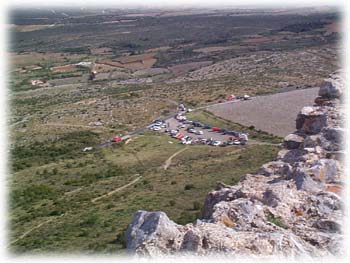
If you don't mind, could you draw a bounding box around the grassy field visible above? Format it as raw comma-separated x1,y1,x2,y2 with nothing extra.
9,131,279,253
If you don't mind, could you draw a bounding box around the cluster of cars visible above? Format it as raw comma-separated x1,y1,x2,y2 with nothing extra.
187,127,204,135
217,94,251,103
148,119,167,131
148,109,249,147
175,113,187,121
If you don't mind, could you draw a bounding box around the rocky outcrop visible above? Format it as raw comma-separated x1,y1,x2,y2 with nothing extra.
125,72,344,257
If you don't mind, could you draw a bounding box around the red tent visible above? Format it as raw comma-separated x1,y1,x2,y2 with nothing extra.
212,127,221,132
113,136,122,143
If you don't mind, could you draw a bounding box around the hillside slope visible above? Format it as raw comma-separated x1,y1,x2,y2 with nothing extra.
125,72,344,257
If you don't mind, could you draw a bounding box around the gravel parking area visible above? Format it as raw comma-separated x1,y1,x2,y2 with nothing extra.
165,117,232,142
207,88,319,137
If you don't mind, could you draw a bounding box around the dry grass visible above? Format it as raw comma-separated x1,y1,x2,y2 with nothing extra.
145,46,172,53
51,64,78,73
90,47,113,55
98,54,157,70
13,24,62,32
10,52,86,68
168,61,213,77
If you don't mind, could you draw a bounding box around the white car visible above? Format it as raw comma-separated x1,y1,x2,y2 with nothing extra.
178,124,186,128
82,147,93,152
194,130,203,135
180,138,187,144
153,126,161,131
212,140,221,146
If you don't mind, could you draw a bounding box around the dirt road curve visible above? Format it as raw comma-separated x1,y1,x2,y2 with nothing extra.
207,88,319,137
91,176,142,203
163,147,189,170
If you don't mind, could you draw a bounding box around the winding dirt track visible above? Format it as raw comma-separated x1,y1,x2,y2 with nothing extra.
9,214,64,246
91,176,142,203
163,147,189,170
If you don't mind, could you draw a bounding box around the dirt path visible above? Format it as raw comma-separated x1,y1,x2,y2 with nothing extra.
64,187,83,196
9,214,64,246
163,147,189,170
91,176,142,203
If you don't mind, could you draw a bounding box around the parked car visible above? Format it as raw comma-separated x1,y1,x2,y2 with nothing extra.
194,130,204,135
153,119,164,123
188,128,195,133
184,139,192,145
113,136,122,143
170,130,179,137
211,140,221,146
184,120,193,124
203,125,212,129
193,121,204,127
226,140,234,145
239,133,249,141
83,147,93,152
227,130,238,136
178,124,186,128
228,136,238,141
153,126,161,131
212,127,221,132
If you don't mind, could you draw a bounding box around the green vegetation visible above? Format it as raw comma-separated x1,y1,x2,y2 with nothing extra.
266,211,288,229
11,130,100,171
10,131,279,253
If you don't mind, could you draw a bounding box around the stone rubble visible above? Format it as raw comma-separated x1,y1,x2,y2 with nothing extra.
125,72,344,257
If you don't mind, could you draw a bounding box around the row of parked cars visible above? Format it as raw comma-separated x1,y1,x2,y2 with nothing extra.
148,119,167,131
149,112,248,146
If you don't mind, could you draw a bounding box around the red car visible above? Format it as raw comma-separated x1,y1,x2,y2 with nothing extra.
212,127,221,132
113,136,122,143
228,136,238,141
